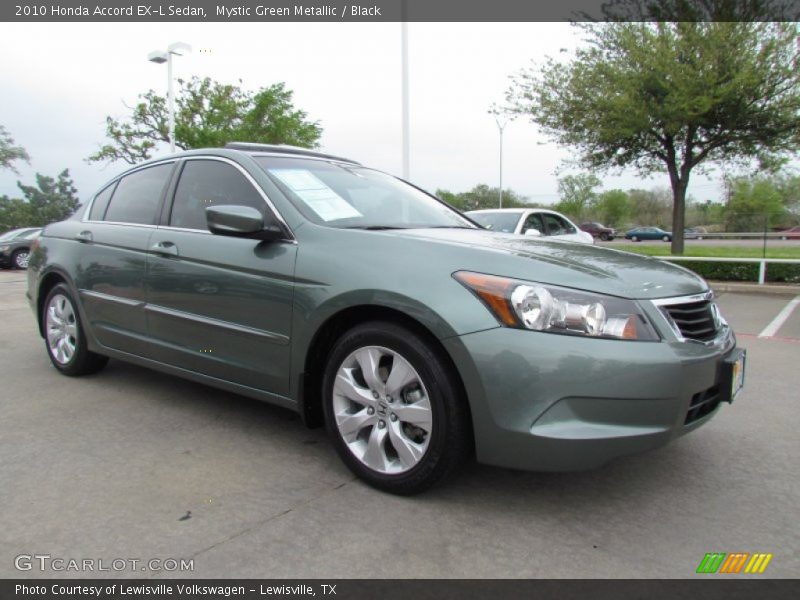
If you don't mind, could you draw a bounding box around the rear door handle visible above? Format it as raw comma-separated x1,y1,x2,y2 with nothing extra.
149,241,179,256
75,230,93,242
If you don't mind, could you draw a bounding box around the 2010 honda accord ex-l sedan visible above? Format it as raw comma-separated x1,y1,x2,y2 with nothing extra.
27,143,745,495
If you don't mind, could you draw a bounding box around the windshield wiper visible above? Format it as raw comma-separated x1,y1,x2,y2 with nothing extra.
424,225,477,229
344,225,408,230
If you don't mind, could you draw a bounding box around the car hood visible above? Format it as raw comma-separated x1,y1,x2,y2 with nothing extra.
389,228,707,299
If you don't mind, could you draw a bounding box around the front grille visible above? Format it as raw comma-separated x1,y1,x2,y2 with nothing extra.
662,299,718,342
686,385,721,424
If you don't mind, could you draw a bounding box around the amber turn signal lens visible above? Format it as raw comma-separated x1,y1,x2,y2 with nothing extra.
453,271,519,327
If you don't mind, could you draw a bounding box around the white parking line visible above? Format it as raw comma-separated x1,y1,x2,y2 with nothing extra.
759,295,800,338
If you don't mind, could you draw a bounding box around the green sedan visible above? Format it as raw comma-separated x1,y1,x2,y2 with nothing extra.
26,144,744,494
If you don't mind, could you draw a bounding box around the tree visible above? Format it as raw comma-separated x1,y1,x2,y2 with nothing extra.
88,77,323,164
0,197,33,231
686,199,726,229
0,126,30,173
724,175,796,231
436,184,530,211
507,20,800,253
626,188,673,228
590,189,630,227
0,170,81,230
555,173,600,220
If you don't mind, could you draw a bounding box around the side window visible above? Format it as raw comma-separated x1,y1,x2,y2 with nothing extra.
541,214,562,236
103,163,173,225
88,183,116,221
522,213,544,234
169,160,266,231
555,215,576,234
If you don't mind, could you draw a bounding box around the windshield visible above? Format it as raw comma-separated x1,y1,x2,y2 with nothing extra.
467,211,522,233
0,228,32,242
256,157,474,229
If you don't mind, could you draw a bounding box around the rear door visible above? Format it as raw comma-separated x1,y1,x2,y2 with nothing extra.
76,161,175,356
145,157,297,397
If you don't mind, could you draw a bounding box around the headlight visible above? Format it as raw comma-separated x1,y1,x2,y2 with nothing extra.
0,245,10,253
454,271,660,341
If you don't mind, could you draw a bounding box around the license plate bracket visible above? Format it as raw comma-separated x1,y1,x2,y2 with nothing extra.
719,349,746,404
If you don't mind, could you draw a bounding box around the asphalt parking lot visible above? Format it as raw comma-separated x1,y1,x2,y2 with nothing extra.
1,270,798,579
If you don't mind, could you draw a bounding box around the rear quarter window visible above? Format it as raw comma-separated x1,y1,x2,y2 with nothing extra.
103,163,173,225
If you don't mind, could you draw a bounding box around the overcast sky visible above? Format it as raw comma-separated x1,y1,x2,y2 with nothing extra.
0,22,770,206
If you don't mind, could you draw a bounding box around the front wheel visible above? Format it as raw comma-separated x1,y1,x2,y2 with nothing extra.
322,321,471,495
599,233,609,241
631,235,639,242
43,284,108,376
662,235,670,242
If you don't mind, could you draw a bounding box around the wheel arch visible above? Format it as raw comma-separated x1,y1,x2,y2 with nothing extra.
35,268,74,337
298,304,473,437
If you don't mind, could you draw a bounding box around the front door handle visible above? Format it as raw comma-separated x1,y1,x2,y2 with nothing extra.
75,230,93,242
149,241,179,256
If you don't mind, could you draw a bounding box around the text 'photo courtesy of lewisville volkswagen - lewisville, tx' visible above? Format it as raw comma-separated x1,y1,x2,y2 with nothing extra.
0,1,798,598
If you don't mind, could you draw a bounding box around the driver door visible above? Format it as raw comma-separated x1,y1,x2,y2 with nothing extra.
145,157,297,397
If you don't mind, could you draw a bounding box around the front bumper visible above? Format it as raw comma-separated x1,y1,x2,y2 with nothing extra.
443,324,737,471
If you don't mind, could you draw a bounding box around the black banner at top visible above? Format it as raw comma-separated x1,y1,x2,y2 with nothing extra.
3,0,800,22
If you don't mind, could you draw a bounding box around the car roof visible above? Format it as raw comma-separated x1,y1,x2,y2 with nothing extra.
121,143,362,173
223,142,361,165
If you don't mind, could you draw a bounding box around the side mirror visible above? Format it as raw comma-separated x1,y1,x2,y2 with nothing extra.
524,228,542,237
206,205,284,241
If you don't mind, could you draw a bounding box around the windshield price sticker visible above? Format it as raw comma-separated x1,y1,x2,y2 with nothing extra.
270,169,362,221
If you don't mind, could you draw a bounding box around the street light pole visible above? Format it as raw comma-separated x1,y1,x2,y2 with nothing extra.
147,42,191,154
495,117,508,208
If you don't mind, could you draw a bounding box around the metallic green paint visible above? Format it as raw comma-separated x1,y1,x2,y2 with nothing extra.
27,148,737,472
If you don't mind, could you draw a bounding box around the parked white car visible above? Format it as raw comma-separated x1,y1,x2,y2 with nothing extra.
466,208,595,245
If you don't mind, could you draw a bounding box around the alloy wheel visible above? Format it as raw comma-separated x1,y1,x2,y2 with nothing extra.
14,251,29,269
332,345,433,475
46,294,78,365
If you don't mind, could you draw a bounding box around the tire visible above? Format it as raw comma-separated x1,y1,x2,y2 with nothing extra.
599,233,609,241
42,284,108,376
662,235,670,242
11,248,30,270
631,236,639,242
781,236,787,241
322,321,470,495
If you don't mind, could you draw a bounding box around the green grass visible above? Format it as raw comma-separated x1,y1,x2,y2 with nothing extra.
618,245,800,259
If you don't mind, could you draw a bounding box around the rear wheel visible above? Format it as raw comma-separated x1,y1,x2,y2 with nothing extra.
43,284,108,376
322,321,470,495
11,249,29,269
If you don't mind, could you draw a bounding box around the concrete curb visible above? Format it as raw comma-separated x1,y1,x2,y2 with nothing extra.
710,281,800,295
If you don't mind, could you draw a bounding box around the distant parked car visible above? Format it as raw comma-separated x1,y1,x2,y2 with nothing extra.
779,226,800,240
580,222,615,241
684,227,707,240
624,227,672,242
0,227,42,269
466,208,594,244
